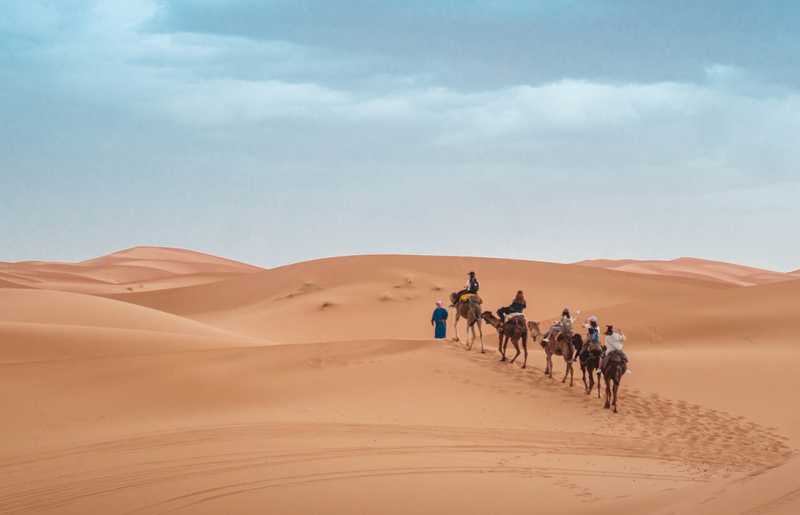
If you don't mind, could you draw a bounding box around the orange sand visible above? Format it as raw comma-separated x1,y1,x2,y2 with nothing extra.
1,247,798,514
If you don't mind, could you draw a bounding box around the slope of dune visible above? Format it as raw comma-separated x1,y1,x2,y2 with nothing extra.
590,276,800,345
108,254,732,343
0,289,238,338
576,257,789,286
0,246,263,294
0,322,264,364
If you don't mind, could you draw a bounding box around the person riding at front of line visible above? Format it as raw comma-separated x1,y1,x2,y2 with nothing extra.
543,308,575,343
600,325,629,370
452,271,480,306
497,290,526,322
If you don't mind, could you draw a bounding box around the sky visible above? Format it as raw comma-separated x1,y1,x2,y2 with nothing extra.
2,1,799,271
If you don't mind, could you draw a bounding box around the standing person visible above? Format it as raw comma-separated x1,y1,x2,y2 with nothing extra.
431,300,449,339
497,290,527,322
452,271,480,306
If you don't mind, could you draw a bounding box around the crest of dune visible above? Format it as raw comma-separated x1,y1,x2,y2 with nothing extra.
576,256,792,286
0,246,263,294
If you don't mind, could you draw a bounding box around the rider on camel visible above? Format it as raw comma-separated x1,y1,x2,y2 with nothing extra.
585,316,601,345
543,308,575,343
452,271,480,306
600,325,629,370
497,290,526,322
580,315,602,358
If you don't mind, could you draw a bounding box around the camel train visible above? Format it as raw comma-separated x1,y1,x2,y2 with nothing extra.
449,285,628,413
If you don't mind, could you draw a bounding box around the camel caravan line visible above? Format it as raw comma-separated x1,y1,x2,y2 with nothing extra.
449,289,627,413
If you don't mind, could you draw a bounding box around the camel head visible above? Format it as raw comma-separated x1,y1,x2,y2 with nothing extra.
449,291,459,305
480,311,502,327
527,320,542,339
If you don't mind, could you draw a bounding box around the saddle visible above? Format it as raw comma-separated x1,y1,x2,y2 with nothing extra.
580,344,602,365
505,315,526,329
586,342,602,354
458,293,482,304
607,350,626,363
602,350,628,375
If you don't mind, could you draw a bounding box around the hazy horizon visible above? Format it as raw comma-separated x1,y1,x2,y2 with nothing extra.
3,1,799,270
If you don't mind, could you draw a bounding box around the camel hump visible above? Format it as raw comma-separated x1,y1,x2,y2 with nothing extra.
459,293,482,305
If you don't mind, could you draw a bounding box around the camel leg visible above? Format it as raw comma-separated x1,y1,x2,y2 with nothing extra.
613,371,621,413
509,337,520,364
521,332,528,369
562,359,574,386
452,313,461,342
597,370,602,398
581,365,588,393
569,361,574,387
498,331,505,360
466,322,473,351
604,374,611,409
478,321,484,354
545,353,553,377
567,359,575,386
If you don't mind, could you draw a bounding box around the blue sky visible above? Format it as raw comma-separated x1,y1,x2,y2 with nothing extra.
2,1,799,270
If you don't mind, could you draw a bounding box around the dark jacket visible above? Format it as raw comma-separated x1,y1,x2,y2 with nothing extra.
467,277,480,293
508,300,526,313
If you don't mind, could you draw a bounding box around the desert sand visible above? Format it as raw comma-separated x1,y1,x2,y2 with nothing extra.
1,247,798,514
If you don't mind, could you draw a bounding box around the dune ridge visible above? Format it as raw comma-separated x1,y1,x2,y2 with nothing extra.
0,246,263,294
576,257,791,286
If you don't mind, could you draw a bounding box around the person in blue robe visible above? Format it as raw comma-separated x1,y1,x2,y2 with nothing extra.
431,300,448,339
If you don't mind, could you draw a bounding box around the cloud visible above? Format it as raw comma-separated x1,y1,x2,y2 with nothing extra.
163,78,350,126
2,0,799,269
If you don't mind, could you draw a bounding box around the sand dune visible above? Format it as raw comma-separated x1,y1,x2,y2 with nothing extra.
591,276,800,345
0,246,263,294
1,247,798,515
108,254,731,343
0,322,263,364
576,257,790,286
0,289,237,337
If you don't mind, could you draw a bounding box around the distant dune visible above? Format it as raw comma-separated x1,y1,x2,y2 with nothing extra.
575,256,791,286
106,254,731,343
1,247,798,515
0,245,263,294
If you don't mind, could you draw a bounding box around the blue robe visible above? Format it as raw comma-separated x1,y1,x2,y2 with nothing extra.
431,307,448,339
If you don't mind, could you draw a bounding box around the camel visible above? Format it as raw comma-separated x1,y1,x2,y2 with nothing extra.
602,353,626,413
449,292,484,353
527,320,578,386
573,334,602,397
480,311,528,368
